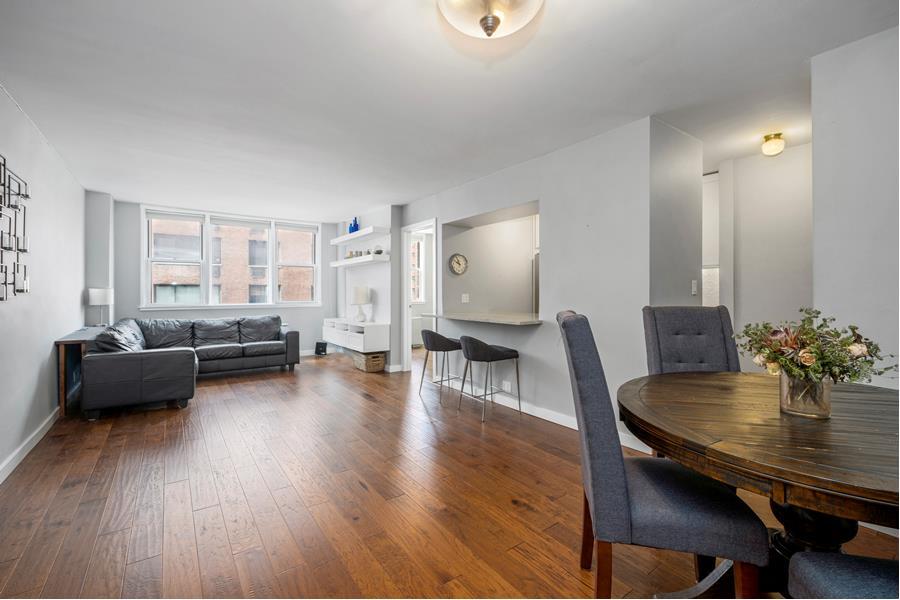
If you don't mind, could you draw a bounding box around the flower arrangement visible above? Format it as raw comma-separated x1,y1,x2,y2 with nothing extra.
737,308,895,383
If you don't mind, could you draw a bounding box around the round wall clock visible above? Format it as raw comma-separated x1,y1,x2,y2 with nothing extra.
448,253,468,275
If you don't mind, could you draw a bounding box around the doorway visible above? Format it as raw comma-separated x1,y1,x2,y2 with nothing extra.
401,219,437,372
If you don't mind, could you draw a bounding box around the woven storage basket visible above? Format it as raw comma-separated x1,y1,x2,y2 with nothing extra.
352,351,385,372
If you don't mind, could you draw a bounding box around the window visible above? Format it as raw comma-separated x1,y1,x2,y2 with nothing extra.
276,225,317,302
147,213,203,305
143,209,320,307
248,284,267,304
409,237,424,303
209,219,270,305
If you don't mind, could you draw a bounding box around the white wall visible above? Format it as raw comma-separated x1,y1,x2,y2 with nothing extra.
113,200,337,352
84,190,114,325
442,216,536,314
0,87,85,481
402,117,653,432
702,174,719,267
649,118,703,306
812,27,898,389
720,143,813,369
339,207,392,324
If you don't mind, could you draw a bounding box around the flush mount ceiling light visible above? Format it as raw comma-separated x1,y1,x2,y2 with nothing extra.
761,132,785,157
437,0,544,39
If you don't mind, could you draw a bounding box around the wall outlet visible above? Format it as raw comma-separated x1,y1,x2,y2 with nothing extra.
691,279,698,296
461,293,470,304
501,380,512,393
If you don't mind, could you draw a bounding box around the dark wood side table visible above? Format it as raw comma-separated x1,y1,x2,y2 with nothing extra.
54,326,106,417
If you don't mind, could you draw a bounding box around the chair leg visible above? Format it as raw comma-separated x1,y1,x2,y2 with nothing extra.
481,362,489,422
489,362,494,403
733,561,759,599
514,358,522,414
438,352,447,404
694,554,716,582
418,350,429,397
458,359,469,409
580,492,593,569
594,540,612,599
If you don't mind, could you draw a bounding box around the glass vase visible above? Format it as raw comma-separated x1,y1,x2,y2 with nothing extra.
779,373,832,418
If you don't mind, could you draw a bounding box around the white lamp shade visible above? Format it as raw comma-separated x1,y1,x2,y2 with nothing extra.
351,286,370,305
88,287,115,306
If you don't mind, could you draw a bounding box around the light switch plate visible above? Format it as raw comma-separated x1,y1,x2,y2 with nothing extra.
691,280,698,296
461,293,470,304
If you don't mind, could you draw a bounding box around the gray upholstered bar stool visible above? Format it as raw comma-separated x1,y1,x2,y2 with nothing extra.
457,335,521,422
419,329,462,404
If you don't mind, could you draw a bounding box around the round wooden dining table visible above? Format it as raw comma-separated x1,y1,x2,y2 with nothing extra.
617,372,898,595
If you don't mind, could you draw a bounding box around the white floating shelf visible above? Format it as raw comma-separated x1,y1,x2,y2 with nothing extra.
329,254,390,268
330,226,390,246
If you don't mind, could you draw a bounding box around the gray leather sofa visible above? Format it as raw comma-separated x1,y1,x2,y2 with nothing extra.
81,315,300,420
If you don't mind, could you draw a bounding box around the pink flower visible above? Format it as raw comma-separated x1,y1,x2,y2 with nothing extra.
848,343,868,357
798,348,816,366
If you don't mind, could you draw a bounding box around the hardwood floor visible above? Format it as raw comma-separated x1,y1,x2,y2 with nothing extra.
0,351,895,598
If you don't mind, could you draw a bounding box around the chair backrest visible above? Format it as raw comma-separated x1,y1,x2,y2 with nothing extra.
642,305,741,375
556,311,631,543
459,335,493,362
421,329,458,352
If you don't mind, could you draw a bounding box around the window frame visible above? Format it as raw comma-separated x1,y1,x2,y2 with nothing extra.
275,222,319,304
409,235,425,304
140,205,322,310
144,209,205,309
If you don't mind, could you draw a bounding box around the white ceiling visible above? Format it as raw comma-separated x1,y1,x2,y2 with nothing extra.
0,1,895,220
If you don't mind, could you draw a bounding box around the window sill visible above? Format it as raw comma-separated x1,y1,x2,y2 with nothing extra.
139,302,322,311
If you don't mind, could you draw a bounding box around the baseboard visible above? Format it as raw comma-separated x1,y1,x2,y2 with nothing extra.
436,375,657,454
299,348,316,357
385,364,403,373
0,410,59,484
439,376,568,425
861,523,898,537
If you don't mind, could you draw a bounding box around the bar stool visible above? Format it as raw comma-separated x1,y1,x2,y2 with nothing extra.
419,330,462,404
458,335,521,422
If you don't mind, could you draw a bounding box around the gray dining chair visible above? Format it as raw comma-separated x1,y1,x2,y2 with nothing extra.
789,552,898,599
641,304,743,578
557,310,769,598
642,305,741,374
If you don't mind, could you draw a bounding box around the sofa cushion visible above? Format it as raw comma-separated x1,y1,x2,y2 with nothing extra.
240,315,281,343
194,318,240,346
137,319,194,348
243,340,286,357
95,323,145,352
195,343,243,361
115,318,146,348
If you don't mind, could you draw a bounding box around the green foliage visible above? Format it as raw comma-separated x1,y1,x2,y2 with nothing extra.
736,308,897,383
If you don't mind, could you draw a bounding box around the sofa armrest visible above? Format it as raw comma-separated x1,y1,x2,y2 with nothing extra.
281,326,300,364
82,347,197,409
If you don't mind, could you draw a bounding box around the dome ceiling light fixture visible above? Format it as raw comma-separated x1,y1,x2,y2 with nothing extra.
437,0,545,39
761,132,785,157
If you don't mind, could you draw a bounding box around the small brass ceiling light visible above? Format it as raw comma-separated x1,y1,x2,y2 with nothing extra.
761,133,785,157
437,0,544,39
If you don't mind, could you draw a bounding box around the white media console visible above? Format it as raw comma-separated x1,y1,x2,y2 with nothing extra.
322,318,390,353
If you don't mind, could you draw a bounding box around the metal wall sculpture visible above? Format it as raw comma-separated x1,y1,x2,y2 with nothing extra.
0,152,30,301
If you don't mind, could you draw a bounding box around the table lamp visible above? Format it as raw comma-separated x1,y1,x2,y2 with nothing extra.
88,287,115,326
351,286,370,322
